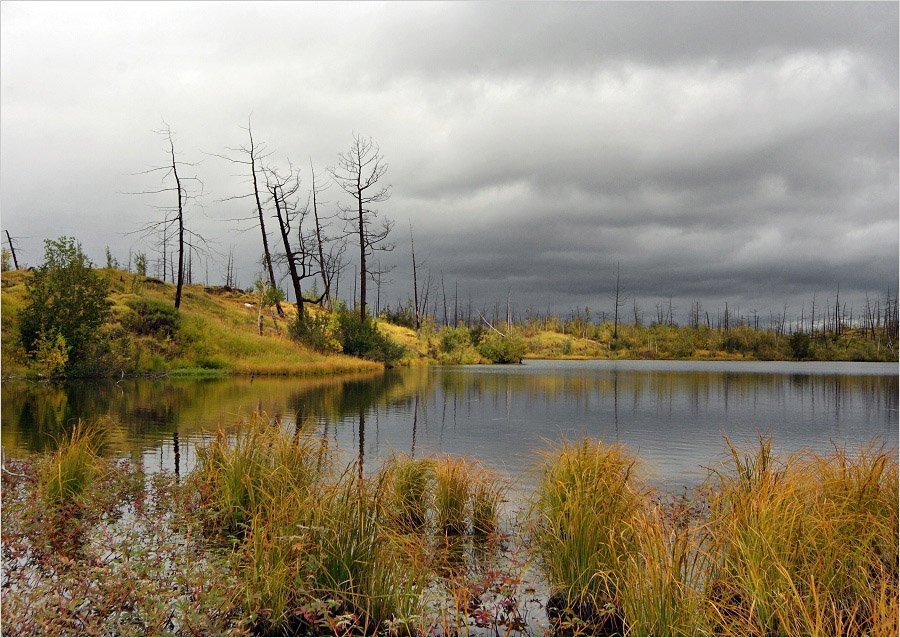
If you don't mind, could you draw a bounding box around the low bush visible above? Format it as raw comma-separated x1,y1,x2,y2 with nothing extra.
337,307,405,365
288,308,338,353
122,298,180,339
477,332,526,364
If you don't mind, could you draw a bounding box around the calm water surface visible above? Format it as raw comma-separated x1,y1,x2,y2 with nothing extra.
3,360,897,493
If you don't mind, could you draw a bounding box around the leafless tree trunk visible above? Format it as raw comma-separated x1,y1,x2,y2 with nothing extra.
225,247,236,288
125,122,204,309
310,162,333,305
612,262,624,339
441,272,448,327
265,162,323,316
212,119,283,316
4,230,19,270
410,224,420,329
330,134,393,321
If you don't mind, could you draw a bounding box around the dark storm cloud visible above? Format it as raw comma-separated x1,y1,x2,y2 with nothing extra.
0,2,896,320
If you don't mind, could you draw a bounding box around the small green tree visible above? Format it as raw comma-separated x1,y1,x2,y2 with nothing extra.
255,279,285,335
19,237,111,375
789,331,813,360
133,251,147,276
104,246,119,269
1,248,11,272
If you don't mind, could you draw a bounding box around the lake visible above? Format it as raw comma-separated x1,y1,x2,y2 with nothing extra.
2,360,897,494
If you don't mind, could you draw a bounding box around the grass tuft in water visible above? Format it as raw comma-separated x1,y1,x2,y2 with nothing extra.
38,418,110,504
705,436,899,636
434,456,474,535
192,413,322,537
530,438,644,634
380,454,435,531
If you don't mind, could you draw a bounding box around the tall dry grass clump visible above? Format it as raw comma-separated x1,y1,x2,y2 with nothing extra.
620,504,708,636
530,438,645,634
704,437,899,636
380,454,504,537
380,454,435,530
38,418,110,504
194,417,429,634
193,413,322,536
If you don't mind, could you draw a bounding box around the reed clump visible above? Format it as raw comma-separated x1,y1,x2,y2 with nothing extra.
530,438,644,635
704,437,899,636
620,505,708,636
379,454,505,537
194,418,430,635
192,413,322,537
381,454,435,530
38,418,110,504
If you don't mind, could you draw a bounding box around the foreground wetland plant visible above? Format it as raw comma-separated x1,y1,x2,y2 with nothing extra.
2,417,896,636
530,439,644,635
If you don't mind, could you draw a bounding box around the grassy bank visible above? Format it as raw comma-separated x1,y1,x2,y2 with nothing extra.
3,416,896,636
2,268,381,379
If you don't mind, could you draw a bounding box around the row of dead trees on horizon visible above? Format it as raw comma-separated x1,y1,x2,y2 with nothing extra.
4,219,898,354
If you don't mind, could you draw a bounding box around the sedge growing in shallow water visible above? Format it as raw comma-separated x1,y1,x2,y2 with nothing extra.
1,416,896,636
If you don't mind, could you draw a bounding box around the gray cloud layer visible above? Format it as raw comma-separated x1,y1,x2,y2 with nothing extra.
1,2,896,320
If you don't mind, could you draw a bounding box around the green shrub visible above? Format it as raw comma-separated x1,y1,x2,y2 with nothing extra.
789,331,812,360
477,332,526,364
288,308,338,352
336,306,405,365
439,325,471,353
32,330,69,378
19,237,111,375
436,325,482,364
123,298,180,339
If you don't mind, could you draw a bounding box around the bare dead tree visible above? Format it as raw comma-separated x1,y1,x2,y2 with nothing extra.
611,262,625,339
224,247,236,288
410,224,421,329
211,118,283,316
330,134,393,321
4,230,20,270
125,122,205,309
454,279,459,326
309,161,336,306
265,161,326,316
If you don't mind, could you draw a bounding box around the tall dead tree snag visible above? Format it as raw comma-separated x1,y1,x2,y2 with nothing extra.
611,261,624,340
330,134,393,321
214,119,283,316
264,161,336,317
126,122,204,309
265,163,306,315
4,230,20,270
410,224,421,329
310,162,335,306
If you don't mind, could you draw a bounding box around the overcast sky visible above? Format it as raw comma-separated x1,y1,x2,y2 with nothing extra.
1,1,897,322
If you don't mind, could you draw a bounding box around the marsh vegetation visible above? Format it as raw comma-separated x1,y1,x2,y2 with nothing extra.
2,415,896,636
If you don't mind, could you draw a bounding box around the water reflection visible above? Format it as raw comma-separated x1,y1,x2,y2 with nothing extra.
2,362,896,489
